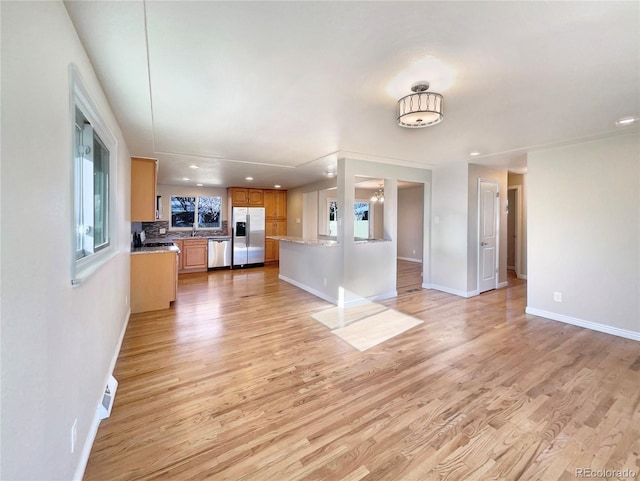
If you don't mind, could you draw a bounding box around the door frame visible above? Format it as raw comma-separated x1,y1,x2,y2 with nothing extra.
477,178,499,293
507,185,523,279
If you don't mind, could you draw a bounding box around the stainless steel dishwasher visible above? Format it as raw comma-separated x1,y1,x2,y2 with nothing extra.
208,238,232,269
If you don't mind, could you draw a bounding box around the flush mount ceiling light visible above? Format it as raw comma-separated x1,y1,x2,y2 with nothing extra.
615,116,638,126
370,184,385,203
245,176,253,181
189,164,200,169
397,81,443,128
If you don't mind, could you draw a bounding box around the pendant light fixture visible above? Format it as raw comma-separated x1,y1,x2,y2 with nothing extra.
397,81,443,128
370,184,384,203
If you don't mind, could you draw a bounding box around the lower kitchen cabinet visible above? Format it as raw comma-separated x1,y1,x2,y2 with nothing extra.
180,238,208,273
265,219,286,262
131,251,177,313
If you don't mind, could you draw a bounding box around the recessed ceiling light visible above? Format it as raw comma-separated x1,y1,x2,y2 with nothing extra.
196,183,203,187
326,171,335,177
189,164,200,169
182,177,190,181
245,176,253,181
470,152,481,156
274,184,281,189
615,116,638,126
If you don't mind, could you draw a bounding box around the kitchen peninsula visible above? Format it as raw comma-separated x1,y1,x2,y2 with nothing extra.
269,235,393,307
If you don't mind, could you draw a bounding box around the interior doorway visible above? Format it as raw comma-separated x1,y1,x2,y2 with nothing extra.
507,185,522,277
396,181,424,294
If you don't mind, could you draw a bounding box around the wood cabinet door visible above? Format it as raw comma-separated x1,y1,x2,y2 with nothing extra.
265,239,276,262
248,189,264,206
231,188,249,206
275,191,287,219
263,190,275,217
183,240,208,270
276,219,287,235
131,157,157,221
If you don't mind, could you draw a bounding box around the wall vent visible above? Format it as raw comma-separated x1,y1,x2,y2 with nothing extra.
97,375,118,420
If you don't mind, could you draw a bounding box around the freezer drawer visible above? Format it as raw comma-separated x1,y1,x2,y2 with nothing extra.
208,239,231,268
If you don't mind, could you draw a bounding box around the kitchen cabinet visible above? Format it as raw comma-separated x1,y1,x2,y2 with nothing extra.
264,189,287,219
131,251,177,313
228,187,263,207
131,157,158,221
180,238,208,273
264,189,287,262
265,219,287,262
173,239,184,271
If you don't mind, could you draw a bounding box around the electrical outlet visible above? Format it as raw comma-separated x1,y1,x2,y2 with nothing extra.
323,277,327,287
71,419,78,453
125,295,128,307
554,292,562,302
159,228,166,234
412,249,416,255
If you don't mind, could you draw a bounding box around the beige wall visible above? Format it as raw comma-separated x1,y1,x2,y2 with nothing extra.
1,2,132,479
397,185,424,261
527,134,639,338
430,162,469,294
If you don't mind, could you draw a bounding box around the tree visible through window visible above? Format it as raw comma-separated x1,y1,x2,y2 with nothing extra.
327,200,371,238
171,195,221,229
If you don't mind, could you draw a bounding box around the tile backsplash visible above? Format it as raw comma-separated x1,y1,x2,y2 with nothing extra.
135,220,229,239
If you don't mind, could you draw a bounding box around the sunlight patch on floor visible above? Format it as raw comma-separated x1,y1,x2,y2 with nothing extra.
312,302,423,351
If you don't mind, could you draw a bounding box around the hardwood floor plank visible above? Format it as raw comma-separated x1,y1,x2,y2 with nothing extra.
83,261,640,481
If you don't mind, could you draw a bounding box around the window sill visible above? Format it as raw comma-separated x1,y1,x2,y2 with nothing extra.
72,248,120,286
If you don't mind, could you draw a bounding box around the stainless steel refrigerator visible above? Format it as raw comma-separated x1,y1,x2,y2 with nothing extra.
232,207,265,267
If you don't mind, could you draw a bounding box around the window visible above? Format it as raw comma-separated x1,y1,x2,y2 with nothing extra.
170,195,221,229
353,202,370,238
327,200,371,238
71,65,118,285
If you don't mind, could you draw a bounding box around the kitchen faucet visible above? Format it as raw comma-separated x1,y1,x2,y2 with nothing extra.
192,225,197,237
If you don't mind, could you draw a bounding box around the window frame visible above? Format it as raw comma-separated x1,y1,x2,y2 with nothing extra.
169,195,222,230
326,198,373,239
70,64,118,286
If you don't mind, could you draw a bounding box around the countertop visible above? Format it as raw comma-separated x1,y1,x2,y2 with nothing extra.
267,236,338,246
131,245,181,255
131,234,232,255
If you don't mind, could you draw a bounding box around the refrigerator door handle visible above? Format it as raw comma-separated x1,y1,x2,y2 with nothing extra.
245,214,250,247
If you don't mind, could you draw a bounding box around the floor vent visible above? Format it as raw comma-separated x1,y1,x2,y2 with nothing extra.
97,375,118,420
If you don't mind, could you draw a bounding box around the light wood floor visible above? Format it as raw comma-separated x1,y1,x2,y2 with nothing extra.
84,261,640,480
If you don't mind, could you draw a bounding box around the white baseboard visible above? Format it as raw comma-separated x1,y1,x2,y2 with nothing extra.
525,307,640,342
518,274,528,280
498,281,509,289
397,257,422,263
74,308,131,481
279,274,338,305
423,283,479,298
507,265,516,270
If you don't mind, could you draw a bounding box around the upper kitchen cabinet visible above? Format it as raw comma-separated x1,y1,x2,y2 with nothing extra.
228,187,264,207
131,157,157,221
264,189,287,219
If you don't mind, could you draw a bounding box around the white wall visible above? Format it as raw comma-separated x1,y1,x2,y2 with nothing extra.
397,185,424,262
1,2,132,479
527,134,640,339
430,162,469,295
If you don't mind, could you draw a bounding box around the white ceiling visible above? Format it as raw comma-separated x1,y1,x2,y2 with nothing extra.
64,1,639,190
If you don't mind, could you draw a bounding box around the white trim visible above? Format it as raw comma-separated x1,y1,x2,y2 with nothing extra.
69,64,119,286
73,308,131,481
279,274,338,305
397,256,422,263
477,178,500,294
424,283,479,298
497,281,509,289
518,274,528,280
525,307,640,342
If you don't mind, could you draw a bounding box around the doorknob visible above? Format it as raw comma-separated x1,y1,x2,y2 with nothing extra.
480,241,488,246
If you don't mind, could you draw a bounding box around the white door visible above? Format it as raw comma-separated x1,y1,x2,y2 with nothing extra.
479,180,499,293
